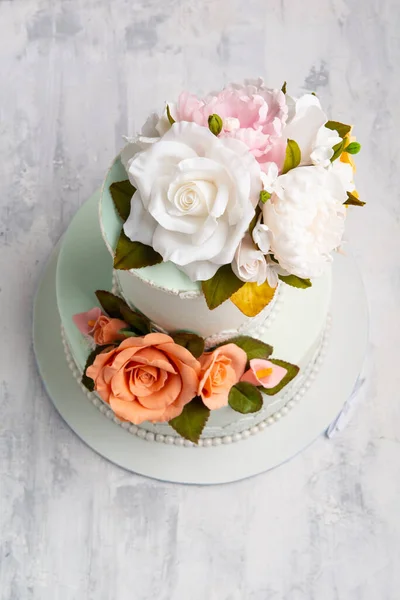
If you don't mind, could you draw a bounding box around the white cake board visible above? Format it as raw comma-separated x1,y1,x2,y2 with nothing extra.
33,198,369,485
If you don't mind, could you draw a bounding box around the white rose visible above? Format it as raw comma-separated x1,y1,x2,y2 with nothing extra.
124,121,261,281
283,94,341,166
120,106,178,172
232,234,267,285
263,164,352,279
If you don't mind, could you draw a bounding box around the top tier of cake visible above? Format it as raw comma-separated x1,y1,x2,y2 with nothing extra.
100,157,278,339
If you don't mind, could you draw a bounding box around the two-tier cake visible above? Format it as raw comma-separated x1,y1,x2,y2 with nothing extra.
58,78,364,446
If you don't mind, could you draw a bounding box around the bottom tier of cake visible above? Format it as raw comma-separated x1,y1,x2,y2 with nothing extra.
61,315,330,445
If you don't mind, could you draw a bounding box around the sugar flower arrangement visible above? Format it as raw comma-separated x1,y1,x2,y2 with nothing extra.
109,78,363,317
74,291,299,442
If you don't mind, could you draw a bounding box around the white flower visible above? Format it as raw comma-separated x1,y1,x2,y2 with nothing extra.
330,159,355,192
263,164,352,279
252,215,272,254
120,106,176,171
264,256,281,288
260,162,279,193
124,121,261,281
310,125,341,167
283,94,341,167
232,234,267,285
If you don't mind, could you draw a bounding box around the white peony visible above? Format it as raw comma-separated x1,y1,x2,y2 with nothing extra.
262,164,353,279
232,234,267,285
283,94,341,167
123,121,261,281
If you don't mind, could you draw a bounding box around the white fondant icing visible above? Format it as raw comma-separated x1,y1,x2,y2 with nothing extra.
115,268,279,338
112,271,283,348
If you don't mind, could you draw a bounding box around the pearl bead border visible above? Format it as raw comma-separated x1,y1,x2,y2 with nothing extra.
60,314,331,448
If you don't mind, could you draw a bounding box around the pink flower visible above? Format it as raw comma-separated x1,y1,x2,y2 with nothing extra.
240,359,287,389
176,79,288,172
73,308,128,345
198,344,247,410
73,307,102,336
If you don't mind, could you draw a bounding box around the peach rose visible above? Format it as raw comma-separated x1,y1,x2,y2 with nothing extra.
86,333,201,424
198,344,247,410
92,316,127,345
73,307,127,345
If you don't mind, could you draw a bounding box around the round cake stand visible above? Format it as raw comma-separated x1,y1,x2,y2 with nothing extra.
33,193,369,485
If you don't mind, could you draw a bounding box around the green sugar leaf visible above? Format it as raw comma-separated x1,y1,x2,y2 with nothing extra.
95,290,151,335
282,139,301,174
331,140,345,162
219,335,273,361
109,180,136,223
278,274,312,289
228,382,263,414
248,205,261,236
166,104,175,125
344,141,361,155
260,190,271,204
344,192,365,207
118,328,138,338
281,81,287,94
325,120,351,138
202,264,244,310
95,290,124,319
170,331,205,359
81,345,110,391
114,230,163,270
169,397,210,444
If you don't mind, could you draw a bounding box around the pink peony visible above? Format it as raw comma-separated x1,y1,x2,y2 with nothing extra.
176,79,288,172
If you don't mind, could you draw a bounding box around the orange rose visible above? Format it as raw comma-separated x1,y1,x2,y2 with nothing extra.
92,316,127,345
73,307,127,345
86,333,201,424
198,344,247,410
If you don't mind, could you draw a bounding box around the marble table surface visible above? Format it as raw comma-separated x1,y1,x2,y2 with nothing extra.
1,0,400,598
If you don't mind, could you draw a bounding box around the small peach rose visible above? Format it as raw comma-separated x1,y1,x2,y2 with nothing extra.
73,307,127,345
241,358,287,389
86,333,201,424
198,344,247,410
92,316,128,345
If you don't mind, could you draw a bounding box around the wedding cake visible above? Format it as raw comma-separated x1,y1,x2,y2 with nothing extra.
60,79,363,446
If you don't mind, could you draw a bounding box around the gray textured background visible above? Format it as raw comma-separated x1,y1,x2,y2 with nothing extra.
1,1,400,598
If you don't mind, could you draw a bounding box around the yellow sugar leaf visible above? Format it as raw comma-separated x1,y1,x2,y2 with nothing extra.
230,281,277,317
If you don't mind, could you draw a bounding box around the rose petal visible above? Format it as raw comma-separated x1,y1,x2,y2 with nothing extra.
138,373,182,409
110,395,166,424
